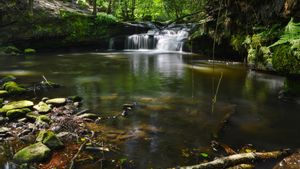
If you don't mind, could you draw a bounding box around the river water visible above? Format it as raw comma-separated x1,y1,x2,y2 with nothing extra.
0,51,299,168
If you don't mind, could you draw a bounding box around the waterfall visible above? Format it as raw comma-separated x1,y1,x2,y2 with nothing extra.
124,25,191,52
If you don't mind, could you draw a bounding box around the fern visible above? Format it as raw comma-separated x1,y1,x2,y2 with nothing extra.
269,18,300,48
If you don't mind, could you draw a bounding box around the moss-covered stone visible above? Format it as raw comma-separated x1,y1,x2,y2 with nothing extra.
45,98,66,105
36,115,52,124
1,100,34,112
0,90,8,97
0,75,16,85
26,112,40,120
13,142,51,164
6,108,31,119
2,81,26,95
24,48,36,54
36,130,64,150
33,101,51,113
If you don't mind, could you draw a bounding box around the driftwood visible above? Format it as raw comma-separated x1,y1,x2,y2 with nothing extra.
171,149,291,169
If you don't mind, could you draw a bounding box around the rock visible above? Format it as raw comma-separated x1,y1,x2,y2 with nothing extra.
2,81,26,95
0,98,3,106
0,127,9,134
13,142,51,163
1,100,34,112
0,90,8,97
0,75,16,84
273,152,300,169
24,48,36,54
78,113,99,120
46,98,66,105
36,130,64,150
6,108,31,119
33,102,51,113
36,115,52,125
26,112,40,120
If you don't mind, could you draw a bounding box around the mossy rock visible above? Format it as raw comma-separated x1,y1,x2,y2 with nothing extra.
2,81,26,95
13,142,51,164
36,130,64,150
26,112,40,120
0,75,16,85
24,48,36,54
1,100,34,112
78,113,99,120
6,108,31,119
36,115,52,124
33,102,51,113
0,98,3,106
0,90,8,97
45,98,66,105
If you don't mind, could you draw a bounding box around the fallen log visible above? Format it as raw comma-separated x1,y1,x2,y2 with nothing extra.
171,149,291,169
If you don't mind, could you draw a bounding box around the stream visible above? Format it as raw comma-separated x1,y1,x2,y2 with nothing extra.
0,50,300,168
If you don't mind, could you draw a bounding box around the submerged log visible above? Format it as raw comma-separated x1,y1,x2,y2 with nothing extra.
171,149,291,169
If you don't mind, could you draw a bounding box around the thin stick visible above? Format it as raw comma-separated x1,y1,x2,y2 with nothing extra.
69,140,87,169
211,72,223,113
42,75,50,85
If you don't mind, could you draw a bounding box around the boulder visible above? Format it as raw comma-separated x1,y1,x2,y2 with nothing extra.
6,108,31,119
33,102,51,113
1,100,34,112
45,98,66,105
13,142,51,163
36,130,64,150
0,127,9,134
2,81,26,95
36,115,52,125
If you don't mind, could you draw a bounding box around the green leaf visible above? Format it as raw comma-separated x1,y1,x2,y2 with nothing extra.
200,153,209,158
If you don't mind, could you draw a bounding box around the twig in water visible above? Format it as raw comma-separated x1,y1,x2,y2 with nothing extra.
211,72,223,114
42,75,50,86
69,140,87,169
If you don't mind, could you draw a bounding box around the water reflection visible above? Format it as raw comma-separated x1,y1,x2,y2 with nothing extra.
129,53,184,78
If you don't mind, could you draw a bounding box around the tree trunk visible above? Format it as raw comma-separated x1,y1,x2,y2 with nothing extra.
92,0,97,16
28,0,33,15
131,0,135,20
107,0,113,14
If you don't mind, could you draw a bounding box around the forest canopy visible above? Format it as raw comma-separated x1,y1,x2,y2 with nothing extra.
76,0,207,21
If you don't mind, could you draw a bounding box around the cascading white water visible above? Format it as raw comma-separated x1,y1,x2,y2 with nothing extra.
124,26,190,52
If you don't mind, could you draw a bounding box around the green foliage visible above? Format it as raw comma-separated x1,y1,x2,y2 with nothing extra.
270,18,300,47
0,46,21,56
272,44,300,74
95,12,118,24
230,34,246,52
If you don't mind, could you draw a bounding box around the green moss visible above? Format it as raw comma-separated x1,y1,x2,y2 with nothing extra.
36,115,52,124
13,142,51,164
0,46,21,56
1,100,34,112
2,81,26,95
36,130,64,150
6,108,31,119
272,44,300,74
24,48,36,54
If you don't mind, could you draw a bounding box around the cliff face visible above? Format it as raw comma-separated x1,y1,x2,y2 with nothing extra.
0,0,148,51
191,0,300,75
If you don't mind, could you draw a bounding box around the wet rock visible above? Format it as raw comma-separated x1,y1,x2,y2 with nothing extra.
0,127,9,134
26,112,40,120
6,108,31,119
36,115,52,126
33,101,51,113
17,129,31,137
36,130,64,150
1,100,34,112
0,75,16,84
0,98,3,105
46,98,66,105
2,81,26,95
13,142,51,163
273,152,300,169
0,90,8,97
78,113,99,120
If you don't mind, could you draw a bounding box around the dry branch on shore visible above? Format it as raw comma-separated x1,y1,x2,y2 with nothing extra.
171,149,291,169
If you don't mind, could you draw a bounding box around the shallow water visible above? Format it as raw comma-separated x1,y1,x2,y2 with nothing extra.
0,51,299,168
